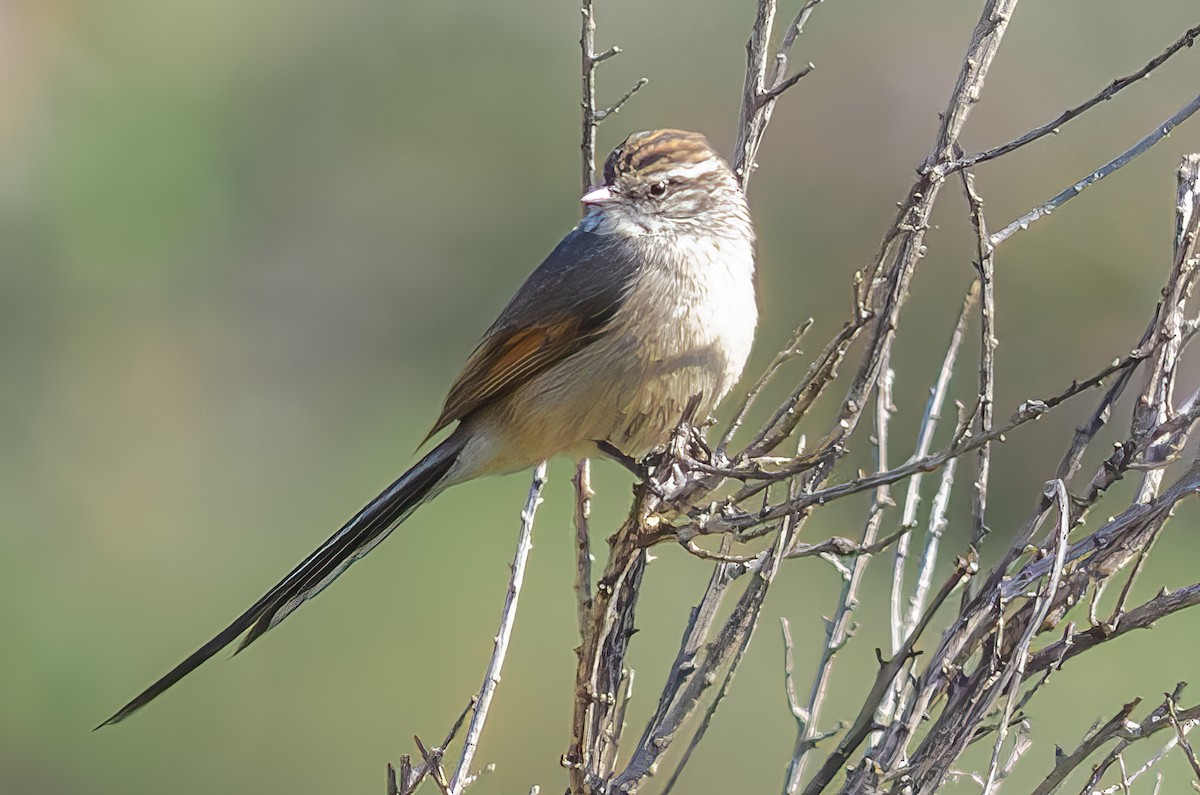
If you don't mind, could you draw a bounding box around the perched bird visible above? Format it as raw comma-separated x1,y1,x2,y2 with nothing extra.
101,129,758,726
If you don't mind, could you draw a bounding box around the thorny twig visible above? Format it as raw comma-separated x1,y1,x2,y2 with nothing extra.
717,318,813,455
836,151,1200,793
1167,696,1200,786
802,557,978,795
708,346,1144,534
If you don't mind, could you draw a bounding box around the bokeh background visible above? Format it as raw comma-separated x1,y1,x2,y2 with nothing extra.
4,1,1200,792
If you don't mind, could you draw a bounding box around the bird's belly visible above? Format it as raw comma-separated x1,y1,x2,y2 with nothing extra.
605,361,723,455
463,333,721,475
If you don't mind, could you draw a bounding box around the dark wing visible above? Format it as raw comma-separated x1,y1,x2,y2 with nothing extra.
424,227,641,440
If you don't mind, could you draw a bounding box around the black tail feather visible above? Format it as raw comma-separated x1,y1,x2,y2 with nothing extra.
98,436,461,728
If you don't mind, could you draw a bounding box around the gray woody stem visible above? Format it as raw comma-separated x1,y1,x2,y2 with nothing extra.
990,92,1200,247
448,463,546,794
733,0,818,189
580,0,645,193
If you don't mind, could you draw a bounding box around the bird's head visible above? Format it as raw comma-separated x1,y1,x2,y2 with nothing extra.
582,129,750,238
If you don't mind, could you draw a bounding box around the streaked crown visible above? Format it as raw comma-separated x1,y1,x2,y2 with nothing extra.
603,129,726,185
593,129,748,234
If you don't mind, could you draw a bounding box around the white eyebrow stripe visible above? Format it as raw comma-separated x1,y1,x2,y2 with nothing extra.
658,160,723,180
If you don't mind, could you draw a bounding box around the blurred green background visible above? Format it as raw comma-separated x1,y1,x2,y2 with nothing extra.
5,1,1200,792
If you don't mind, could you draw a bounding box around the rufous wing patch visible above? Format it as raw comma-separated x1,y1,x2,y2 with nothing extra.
424,315,587,441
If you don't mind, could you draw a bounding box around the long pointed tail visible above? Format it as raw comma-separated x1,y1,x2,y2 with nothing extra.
98,434,464,728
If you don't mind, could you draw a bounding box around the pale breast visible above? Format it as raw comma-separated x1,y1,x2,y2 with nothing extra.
604,232,757,451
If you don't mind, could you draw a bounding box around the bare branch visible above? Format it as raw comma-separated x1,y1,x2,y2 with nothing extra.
802,557,977,795
781,617,805,724
573,458,593,639
1168,696,1200,786
1030,699,1143,795
961,167,996,549
579,0,600,192
890,283,978,651
1070,687,1200,794
785,363,895,791
761,62,815,104
718,318,813,455
392,698,476,795
718,346,1142,533
415,734,453,795
906,456,956,635
990,93,1200,247
1026,583,1200,677
580,0,643,191
594,78,648,122
566,509,648,791
945,23,1200,173
614,515,797,791
733,0,826,188
449,463,546,793
982,480,1070,795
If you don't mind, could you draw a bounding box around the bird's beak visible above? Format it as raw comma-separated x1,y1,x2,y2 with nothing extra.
580,185,614,205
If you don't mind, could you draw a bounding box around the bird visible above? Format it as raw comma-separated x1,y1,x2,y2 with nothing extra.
100,128,758,726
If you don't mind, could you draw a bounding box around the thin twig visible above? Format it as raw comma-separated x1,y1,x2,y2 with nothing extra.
580,0,600,192
906,457,956,633
982,480,1071,795
890,283,978,651
1131,154,1200,503
786,363,894,791
1167,696,1200,784
781,617,804,724
718,345,1142,533
1031,700,1142,795
449,463,546,793
802,557,977,795
662,530,794,793
999,721,1034,788
717,319,814,455
990,93,1200,247
393,698,477,795
1070,687,1200,794
573,458,593,638
1026,583,1200,677
616,514,795,791
595,78,648,122
1003,458,1200,601
943,23,1200,174
960,167,996,551
732,0,824,188
579,0,642,192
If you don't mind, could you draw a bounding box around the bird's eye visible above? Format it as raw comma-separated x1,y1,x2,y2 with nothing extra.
648,181,668,198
